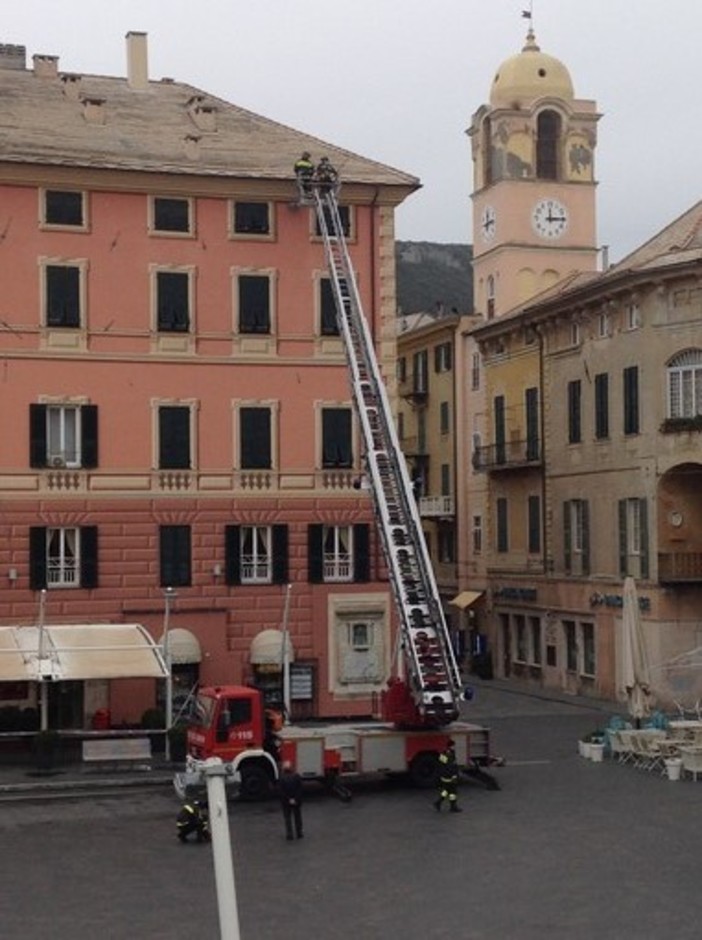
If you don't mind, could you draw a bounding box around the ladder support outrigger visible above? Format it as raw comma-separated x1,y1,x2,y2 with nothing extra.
310,181,464,727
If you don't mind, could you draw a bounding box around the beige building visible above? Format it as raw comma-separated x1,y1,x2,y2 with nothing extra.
471,203,702,705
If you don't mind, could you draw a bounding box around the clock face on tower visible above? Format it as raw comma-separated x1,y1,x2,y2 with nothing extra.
480,205,496,242
532,198,568,239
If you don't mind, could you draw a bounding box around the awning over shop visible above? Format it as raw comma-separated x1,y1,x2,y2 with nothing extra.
449,590,484,610
0,624,168,681
250,628,295,666
159,628,202,665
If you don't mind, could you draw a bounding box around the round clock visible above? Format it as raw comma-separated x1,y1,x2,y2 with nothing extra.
480,205,496,242
532,198,568,239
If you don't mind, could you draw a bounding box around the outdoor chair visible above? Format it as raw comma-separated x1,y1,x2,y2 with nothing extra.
680,746,702,781
615,729,637,765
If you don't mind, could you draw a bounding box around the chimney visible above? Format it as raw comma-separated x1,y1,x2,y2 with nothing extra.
187,95,217,132
33,54,58,79
82,97,106,125
0,44,26,70
126,30,148,89
61,73,82,100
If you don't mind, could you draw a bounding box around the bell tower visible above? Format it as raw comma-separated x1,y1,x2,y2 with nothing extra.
469,28,600,318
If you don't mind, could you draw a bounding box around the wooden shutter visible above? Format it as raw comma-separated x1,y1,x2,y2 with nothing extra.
81,405,98,468
308,525,324,583
272,525,289,584
563,501,571,574
80,526,98,588
29,404,47,468
353,524,370,583
639,499,649,580
225,525,241,585
29,527,47,590
618,499,628,577
159,406,190,469
581,501,590,576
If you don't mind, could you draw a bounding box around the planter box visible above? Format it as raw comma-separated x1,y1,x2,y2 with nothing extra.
589,743,605,763
665,757,682,781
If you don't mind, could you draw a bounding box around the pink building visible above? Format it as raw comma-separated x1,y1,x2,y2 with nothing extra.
0,35,417,729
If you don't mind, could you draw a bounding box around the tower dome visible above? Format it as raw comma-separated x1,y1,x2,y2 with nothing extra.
490,29,574,109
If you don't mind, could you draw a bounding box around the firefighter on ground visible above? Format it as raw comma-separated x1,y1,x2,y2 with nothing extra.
434,739,463,813
294,151,315,196
177,799,211,842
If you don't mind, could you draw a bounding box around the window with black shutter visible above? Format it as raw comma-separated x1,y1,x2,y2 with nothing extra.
239,275,271,334
160,525,192,587
225,525,241,585
494,395,505,463
594,373,609,439
528,495,541,554
159,406,191,469
45,190,84,226
307,525,324,583
153,197,191,233
322,408,352,468
623,366,640,435
525,387,540,460
353,524,370,582
496,498,508,553
272,525,289,584
233,202,270,235
29,403,98,469
240,407,271,469
567,380,582,443
320,278,339,335
46,265,81,328
157,272,190,332
315,205,351,237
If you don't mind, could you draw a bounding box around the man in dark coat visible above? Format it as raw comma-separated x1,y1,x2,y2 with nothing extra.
279,761,304,840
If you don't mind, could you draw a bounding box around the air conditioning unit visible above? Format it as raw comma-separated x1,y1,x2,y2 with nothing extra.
50,456,66,468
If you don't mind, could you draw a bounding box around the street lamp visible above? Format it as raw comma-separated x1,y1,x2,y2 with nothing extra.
163,586,177,762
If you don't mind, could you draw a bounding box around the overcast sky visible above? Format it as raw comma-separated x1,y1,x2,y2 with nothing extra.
3,1,700,262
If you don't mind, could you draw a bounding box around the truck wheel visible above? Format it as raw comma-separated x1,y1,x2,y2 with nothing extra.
240,764,272,801
410,752,440,789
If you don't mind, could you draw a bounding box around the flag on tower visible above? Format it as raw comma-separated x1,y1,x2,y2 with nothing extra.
522,9,532,18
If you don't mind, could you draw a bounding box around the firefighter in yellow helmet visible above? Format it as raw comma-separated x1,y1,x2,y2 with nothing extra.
433,739,462,813
293,151,315,196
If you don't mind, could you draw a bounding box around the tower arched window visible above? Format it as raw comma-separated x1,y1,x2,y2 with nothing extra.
667,349,702,418
536,110,561,180
486,275,496,320
482,116,493,186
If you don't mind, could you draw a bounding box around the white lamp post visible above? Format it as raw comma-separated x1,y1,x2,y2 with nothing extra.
163,586,177,761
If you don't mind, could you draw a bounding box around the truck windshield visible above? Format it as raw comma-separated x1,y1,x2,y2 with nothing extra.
192,694,216,729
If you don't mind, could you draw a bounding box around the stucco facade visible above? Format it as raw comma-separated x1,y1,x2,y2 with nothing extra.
0,36,418,728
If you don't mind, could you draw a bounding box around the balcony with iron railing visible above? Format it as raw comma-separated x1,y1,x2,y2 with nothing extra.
658,552,702,584
473,437,541,472
419,495,455,518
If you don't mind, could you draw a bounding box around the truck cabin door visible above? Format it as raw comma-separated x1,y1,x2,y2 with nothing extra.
215,696,254,745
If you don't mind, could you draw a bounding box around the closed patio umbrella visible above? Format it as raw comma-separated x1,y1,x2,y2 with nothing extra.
621,576,652,725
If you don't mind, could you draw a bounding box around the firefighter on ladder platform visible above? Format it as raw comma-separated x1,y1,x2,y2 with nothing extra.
293,151,315,198
315,156,339,195
434,740,463,813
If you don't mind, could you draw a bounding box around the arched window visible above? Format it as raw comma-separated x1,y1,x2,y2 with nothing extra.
536,110,561,180
667,349,702,418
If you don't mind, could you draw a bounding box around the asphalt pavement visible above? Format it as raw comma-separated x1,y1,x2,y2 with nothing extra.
3,678,702,940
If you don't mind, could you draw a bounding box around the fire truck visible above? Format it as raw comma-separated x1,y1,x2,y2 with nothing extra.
175,176,498,801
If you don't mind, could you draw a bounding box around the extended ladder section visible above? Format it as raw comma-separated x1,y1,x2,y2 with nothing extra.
312,186,462,726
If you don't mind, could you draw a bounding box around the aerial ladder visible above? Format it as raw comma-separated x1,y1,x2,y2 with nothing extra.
307,179,464,727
